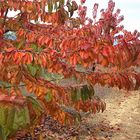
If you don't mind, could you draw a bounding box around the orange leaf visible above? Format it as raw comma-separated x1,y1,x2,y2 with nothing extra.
41,54,47,67
5,47,15,53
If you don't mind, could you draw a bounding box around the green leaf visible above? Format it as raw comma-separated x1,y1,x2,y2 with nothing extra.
13,106,30,131
45,90,53,102
30,44,43,52
0,125,7,140
44,72,63,82
27,64,40,77
30,44,37,50
48,0,53,13
80,85,94,101
26,96,44,113
6,106,15,130
71,88,77,102
27,64,37,76
0,104,31,140
81,85,88,101
71,88,81,102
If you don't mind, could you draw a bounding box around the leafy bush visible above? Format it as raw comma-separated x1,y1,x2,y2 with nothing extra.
0,0,139,139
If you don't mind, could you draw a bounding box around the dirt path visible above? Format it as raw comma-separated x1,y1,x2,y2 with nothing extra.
80,86,140,140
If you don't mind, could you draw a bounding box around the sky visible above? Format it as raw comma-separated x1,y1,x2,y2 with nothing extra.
81,0,140,32
7,0,140,32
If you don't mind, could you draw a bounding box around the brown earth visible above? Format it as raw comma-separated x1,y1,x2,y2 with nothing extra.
79,85,140,140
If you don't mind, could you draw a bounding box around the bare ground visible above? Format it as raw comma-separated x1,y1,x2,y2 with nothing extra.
79,85,140,140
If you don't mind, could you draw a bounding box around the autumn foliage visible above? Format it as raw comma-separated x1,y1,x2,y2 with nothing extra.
0,0,140,139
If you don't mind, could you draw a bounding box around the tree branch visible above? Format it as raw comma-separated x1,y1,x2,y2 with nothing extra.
3,8,9,28
0,84,26,89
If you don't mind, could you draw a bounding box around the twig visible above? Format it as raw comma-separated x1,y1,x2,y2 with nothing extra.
3,8,9,28
0,84,26,89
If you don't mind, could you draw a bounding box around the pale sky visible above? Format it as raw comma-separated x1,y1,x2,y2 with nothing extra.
81,0,140,31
